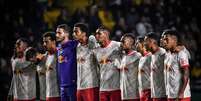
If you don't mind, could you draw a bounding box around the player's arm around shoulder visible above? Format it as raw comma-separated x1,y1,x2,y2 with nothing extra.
178,50,190,98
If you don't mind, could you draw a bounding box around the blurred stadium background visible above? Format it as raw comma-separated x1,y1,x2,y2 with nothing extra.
0,0,201,100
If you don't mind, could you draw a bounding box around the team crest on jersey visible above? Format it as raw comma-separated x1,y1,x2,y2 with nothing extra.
58,55,64,63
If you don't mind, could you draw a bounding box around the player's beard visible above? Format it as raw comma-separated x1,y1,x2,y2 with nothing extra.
144,44,152,52
123,48,130,54
16,51,24,58
136,47,141,52
48,47,56,54
56,36,65,43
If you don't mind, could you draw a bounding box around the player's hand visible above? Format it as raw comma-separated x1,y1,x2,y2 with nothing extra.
47,66,53,71
39,71,46,75
118,67,128,71
178,92,184,98
36,53,45,61
139,69,145,74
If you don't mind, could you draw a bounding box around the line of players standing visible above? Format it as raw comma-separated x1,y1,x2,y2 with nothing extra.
8,23,191,101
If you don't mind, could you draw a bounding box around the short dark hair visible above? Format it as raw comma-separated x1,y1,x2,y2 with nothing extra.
136,36,144,43
121,33,136,45
16,38,30,46
74,23,89,36
145,32,160,45
57,24,70,33
95,26,110,34
162,29,182,45
43,31,56,41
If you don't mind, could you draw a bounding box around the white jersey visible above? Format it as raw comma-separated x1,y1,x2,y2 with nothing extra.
150,47,166,98
11,57,36,100
164,51,171,95
166,47,191,98
119,51,141,100
77,43,99,90
138,52,152,95
94,41,121,91
45,54,60,97
37,64,46,100
183,47,191,59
